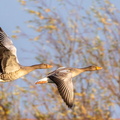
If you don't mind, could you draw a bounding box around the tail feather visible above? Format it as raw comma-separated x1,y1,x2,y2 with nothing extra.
35,77,53,84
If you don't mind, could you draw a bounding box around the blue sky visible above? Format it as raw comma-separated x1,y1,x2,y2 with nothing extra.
0,0,37,66
0,0,119,65
0,0,120,118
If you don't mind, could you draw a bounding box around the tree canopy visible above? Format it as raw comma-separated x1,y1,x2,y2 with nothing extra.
0,0,120,119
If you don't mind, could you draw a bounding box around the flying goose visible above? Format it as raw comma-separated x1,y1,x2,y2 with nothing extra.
0,27,52,82
35,66,102,108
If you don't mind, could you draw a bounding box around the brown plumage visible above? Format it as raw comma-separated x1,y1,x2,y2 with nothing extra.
0,27,52,82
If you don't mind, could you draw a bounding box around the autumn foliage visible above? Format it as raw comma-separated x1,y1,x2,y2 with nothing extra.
0,0,120,120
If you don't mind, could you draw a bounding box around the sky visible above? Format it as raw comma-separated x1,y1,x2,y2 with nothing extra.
0,0,120,118
0,0,37,66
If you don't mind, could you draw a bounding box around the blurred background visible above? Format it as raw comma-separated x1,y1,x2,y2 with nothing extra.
0,0,120,120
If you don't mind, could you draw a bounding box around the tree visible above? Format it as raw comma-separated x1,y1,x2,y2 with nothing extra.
1,0,120,119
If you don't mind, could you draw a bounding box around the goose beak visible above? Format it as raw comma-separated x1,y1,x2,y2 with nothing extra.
47,65,53,68
44,64,53,68
96,66,102,70
39,64,53,69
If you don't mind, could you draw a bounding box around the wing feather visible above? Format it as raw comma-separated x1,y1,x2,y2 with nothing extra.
48,70,74,108
0,27,20,73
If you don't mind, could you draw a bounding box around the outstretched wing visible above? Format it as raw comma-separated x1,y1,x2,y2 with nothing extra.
0,27,20,73
48,69,74,108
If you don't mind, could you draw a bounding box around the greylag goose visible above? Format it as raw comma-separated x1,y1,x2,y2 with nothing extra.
35,66,102,108
0,27,52,82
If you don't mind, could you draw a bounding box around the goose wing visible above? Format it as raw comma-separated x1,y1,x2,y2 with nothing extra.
0,27,20,73
48,69,74,108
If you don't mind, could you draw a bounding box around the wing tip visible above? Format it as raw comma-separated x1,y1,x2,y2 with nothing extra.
0,27,6,35
68,105,73,108
67,102,73,108
0,27,3,32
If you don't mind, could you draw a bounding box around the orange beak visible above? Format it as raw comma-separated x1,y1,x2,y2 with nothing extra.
47,65,53,68
96,66,102,70
39,64,53,69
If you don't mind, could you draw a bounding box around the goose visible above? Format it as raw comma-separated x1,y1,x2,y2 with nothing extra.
0,27,52,82
35,65,102,108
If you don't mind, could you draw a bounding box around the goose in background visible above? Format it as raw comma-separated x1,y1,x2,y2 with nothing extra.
0,27,52,82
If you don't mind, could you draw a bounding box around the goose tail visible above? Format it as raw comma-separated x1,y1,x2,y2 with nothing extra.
35,77,53,84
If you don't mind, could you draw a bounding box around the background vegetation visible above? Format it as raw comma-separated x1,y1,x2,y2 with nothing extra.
0,0,120,120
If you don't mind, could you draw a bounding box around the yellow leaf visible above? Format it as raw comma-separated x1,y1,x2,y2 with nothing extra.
36,27,43,32
34,36,40,41
100,18,106,23
11,35,17,39
28,10,36,14
108,102,114,106
75,92,83,96
39,15,44,19
45,25,57,30
0,106,3,110
35,12,41,16
19,0,26,5
92,88,96,93
6,110,10,114
29,85,35,88
81,105,87,114
13,92,20,95
90,94,95,99
100,18,112,25
45,9,51,12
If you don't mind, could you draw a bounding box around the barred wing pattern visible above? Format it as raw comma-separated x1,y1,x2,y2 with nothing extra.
48,68,74,108
0,27,20,73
